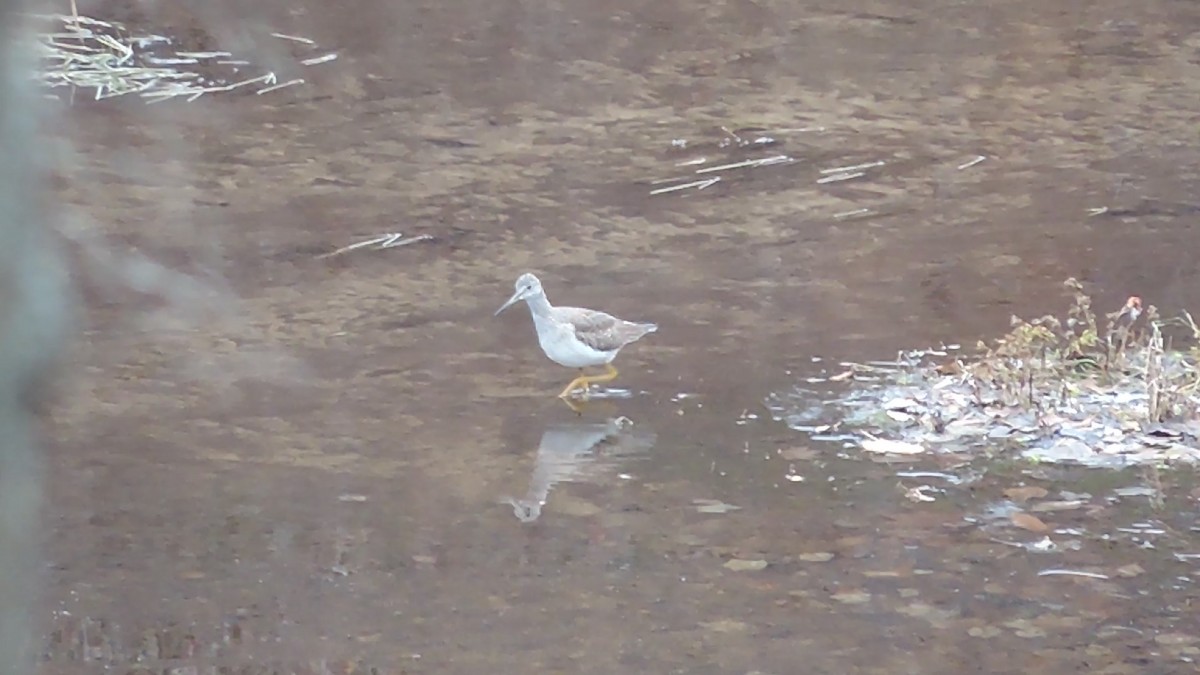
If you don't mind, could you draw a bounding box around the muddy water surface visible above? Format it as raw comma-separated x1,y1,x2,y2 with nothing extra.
40,0,1200,672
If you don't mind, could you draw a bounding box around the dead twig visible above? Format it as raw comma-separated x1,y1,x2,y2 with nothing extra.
317,233,434,259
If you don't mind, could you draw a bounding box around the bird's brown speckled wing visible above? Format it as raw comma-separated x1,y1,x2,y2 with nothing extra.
554,306,657,354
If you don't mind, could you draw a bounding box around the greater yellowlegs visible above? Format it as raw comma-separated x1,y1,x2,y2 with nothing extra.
494,273,657,399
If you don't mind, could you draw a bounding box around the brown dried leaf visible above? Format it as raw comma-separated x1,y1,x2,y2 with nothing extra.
1004,486,1049,503
831,589,872,604
1115,563,1145,578
724,558,768,572
1004,617,1047,639
897,602,959,627
1011,512,1050,532
968,626,1003,638
779,446,818,461
862,569,905,578
695,499,741,514
700,619,750,633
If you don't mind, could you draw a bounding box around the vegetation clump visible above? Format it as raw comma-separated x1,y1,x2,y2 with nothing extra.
815,279,1200,466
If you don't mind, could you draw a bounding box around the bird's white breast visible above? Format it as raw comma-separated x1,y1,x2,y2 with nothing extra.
531,312,614,368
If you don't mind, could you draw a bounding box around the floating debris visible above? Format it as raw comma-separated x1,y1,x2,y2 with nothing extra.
819,160,886,175
770,126,826,133
861,435,924,455
34,13,337,104
300,53,339,67
771,280,1200,468
834,208,873,220
256,77,304,95
694,155,792,175
694,498,741,514
317,233,433,259
723,558,769,572
716,126,780,148
1037,568,1110,579
1011,512,1050,533
1005,486,1050,502
1111,485,1160,498
649,177,720,195
269,32,316,45
816,171,865,184
904,485,938,502
957,155,987,170
649,126,804,195
896,470,965,483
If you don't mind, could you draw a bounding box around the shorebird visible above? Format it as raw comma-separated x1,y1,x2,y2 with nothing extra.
494,273,657,399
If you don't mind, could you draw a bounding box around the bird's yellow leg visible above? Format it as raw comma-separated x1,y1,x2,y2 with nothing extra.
559,365,619,399
558,370,591,399
589,363,619,385
573,364,620,393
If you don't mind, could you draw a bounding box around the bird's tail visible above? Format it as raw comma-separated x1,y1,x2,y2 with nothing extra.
639,322,659,335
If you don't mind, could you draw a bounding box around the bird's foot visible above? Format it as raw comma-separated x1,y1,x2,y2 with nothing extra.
559,365,617,400
558,374,590,399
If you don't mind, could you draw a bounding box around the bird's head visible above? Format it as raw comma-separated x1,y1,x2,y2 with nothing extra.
495,272,544,316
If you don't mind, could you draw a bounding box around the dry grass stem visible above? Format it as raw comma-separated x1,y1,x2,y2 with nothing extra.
33,13,336,104
317,233,434,259
816,171,865,184
819,160,885,174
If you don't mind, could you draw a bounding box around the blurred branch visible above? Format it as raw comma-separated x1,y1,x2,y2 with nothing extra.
0,2,71,674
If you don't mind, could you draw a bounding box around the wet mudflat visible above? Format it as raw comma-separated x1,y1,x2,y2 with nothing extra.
37,0,1200,672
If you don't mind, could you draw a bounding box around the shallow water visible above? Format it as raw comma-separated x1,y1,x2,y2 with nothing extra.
40,0,1200,672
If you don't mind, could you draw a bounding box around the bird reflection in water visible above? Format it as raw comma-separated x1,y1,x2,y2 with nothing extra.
505,416,656,523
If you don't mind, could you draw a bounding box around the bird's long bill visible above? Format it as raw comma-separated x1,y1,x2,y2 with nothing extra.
494,291,523,316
